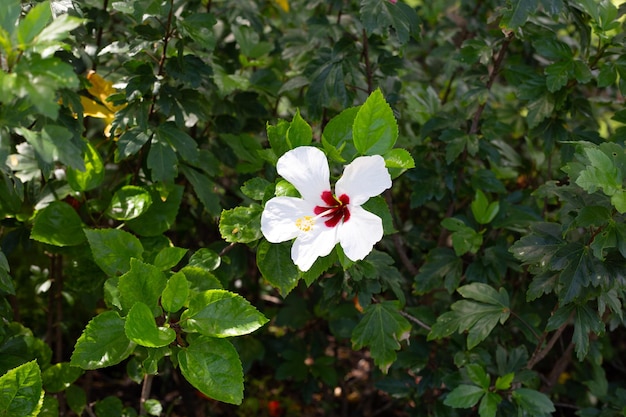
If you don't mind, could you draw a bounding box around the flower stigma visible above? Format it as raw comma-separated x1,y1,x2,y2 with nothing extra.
314,191,350,227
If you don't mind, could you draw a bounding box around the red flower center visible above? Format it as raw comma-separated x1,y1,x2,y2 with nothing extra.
314,191,350,227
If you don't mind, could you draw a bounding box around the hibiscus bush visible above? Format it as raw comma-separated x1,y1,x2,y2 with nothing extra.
2,0,626,416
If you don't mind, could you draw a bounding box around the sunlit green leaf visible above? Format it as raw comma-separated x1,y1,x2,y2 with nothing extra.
31,201,85,246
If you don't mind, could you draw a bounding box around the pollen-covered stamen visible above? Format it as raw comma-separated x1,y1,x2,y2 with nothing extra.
314,191,350,227
295,215,315,232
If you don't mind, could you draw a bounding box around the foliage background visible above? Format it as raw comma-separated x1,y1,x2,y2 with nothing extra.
2,0,626,416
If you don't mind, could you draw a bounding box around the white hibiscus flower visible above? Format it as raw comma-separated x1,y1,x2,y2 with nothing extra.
261,146,392,271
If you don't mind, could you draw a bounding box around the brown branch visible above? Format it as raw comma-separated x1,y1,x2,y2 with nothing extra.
398,309,431,332
469,32,513,135
541,341,574,393
147,0,175,119
527,310,574,371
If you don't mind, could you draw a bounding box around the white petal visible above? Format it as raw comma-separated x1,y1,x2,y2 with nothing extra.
335,155,391,206
261,197,313,243
337,205,383,262
292,225,338,271
277,146,330,203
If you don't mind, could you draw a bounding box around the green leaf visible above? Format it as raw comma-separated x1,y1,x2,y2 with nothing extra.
147,138,178,182
510,222,564,266
526,94,555,129
126,184,183,237
218,205,263,243
94,396,123,417
383,148,415,174
161,271,189,313
443,384,484,408
124,302,176,347
353,88,398,156
611,189,626,213
188,248,221,272
180,165,221,216
512,388,555,416
70,311,135,370
0,0,20,42
116,128,151,161
156,122,199,163
478,392,501,417
178,336,243,404
31,201,85,246
153,246,187,271
351,301,411,373
360,0,420,44
65,385,86,415
572,304,605,361
500,0,538,29
84,228,144,276
42,362,82,393
36,13,84,44
321,106,359,162
465,363,490,390
414,248,463,294
18,125,84,170
16,1,51,47
240,177,272,201
177,13,216,49
286,109,312,148
576,147,622,196
256,240,300,297
118,258,168,313
0,360,44,417
180,289,268,337
428,284,510,349
266,119,290,158
441,217,483,256
106,185,153,221
545,60,572,92
494,372,515,390
66,142,105,192
458,283,510,307
471,190,500,225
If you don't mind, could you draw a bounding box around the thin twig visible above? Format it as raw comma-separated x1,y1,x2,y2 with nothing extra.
469,32,513,135
509,310,541,341
384,191,418,276
398,310,431,332
527,310,574,370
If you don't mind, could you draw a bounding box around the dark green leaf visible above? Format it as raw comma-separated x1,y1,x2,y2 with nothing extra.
116,128,151,161
479,392,501,417
180,165,221,216
465,363,490,390
106,185,153,221
360,0,420,44
414,248,463,294
188,248,221,272
500,0,538,29
351,301,411,373
572,304,605,361
147,138,177,182
84,228,144,276
161,271,189,313
256,240,300,297
156,122,199,163
42,362,82,393
31,201,85,246
178,336,243,404
512,388,555,416
153,246,187,271
126,184,183,236
443,384,484,408
70,311,135,370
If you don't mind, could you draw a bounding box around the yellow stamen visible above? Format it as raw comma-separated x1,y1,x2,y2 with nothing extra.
295,216,315,232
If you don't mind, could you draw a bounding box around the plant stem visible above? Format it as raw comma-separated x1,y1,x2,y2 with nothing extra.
398,309,431,332
139,374,154,415
527,310,574,370
362,29,373,93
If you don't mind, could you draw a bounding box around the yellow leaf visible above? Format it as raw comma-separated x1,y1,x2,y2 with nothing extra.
274,0,289,12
